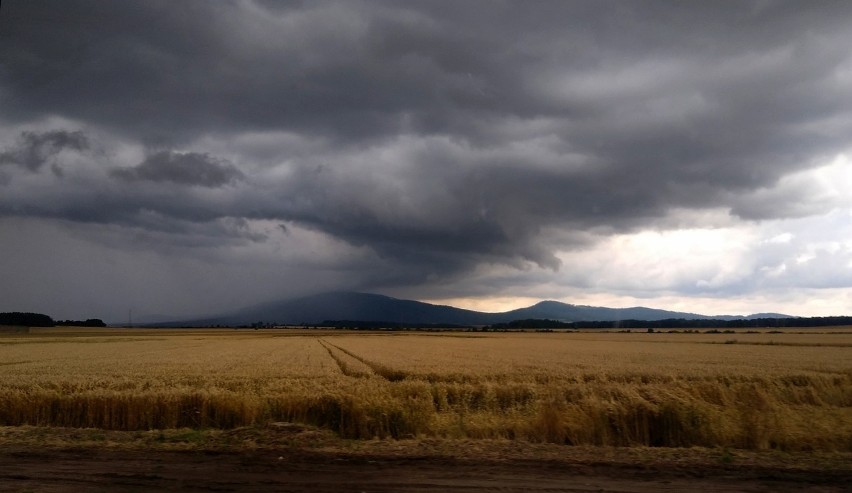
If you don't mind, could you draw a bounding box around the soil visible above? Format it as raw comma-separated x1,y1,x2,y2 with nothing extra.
0,425,849,492
3,447,850,493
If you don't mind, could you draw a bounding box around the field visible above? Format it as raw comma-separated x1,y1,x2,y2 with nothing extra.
1,327,850,452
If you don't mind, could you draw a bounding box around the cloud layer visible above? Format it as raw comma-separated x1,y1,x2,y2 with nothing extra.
1,1,851,320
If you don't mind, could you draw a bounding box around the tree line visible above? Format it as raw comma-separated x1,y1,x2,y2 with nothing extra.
0,312,105,327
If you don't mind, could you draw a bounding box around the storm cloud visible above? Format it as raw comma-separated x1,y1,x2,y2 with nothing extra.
111,151,244,187
1,0,851,320
0,130,88,171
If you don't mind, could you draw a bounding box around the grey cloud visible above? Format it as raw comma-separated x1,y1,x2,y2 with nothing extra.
111,151,244,188
94,215,269,251
0,151,250,244
2,0,852,303
0,130,89,172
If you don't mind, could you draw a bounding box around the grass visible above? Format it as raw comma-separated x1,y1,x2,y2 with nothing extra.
3,423,850,474
1,328,850,451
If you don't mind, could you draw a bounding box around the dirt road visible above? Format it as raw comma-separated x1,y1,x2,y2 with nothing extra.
2,446,849,493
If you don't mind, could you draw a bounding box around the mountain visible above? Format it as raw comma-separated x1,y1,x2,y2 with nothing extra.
165,291,791,327
498,300,721,323
182,292,496,326
743,312,793,320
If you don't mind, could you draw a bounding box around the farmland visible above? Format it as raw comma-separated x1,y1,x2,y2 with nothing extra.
1,328,850,451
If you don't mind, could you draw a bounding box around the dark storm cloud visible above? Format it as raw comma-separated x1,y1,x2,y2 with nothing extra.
0,130,89,171
111,151,244,188
2,0,852,293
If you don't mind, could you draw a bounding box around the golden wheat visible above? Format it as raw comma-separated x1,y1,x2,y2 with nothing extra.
1,329,850,450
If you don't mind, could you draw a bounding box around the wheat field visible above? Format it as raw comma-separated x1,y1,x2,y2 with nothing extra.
1,328,850,451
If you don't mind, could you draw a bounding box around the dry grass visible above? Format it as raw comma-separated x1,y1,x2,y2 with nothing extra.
1,328,850,451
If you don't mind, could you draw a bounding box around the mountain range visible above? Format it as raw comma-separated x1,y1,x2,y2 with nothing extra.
163,291,791,327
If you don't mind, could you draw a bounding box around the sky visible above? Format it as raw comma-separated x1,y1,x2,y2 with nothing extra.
1,1,852,322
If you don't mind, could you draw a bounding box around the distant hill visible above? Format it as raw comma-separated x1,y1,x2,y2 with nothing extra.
178,292,495,326
498,300,725,323
163,292,793,327
743,312,792,320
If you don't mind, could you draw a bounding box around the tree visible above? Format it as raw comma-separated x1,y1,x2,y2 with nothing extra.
0,312,54,327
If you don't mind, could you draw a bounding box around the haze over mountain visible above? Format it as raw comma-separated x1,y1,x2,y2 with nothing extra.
169,292,791,327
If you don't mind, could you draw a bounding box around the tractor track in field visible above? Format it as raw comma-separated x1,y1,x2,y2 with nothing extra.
319,338,409,381
318,338,376,378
